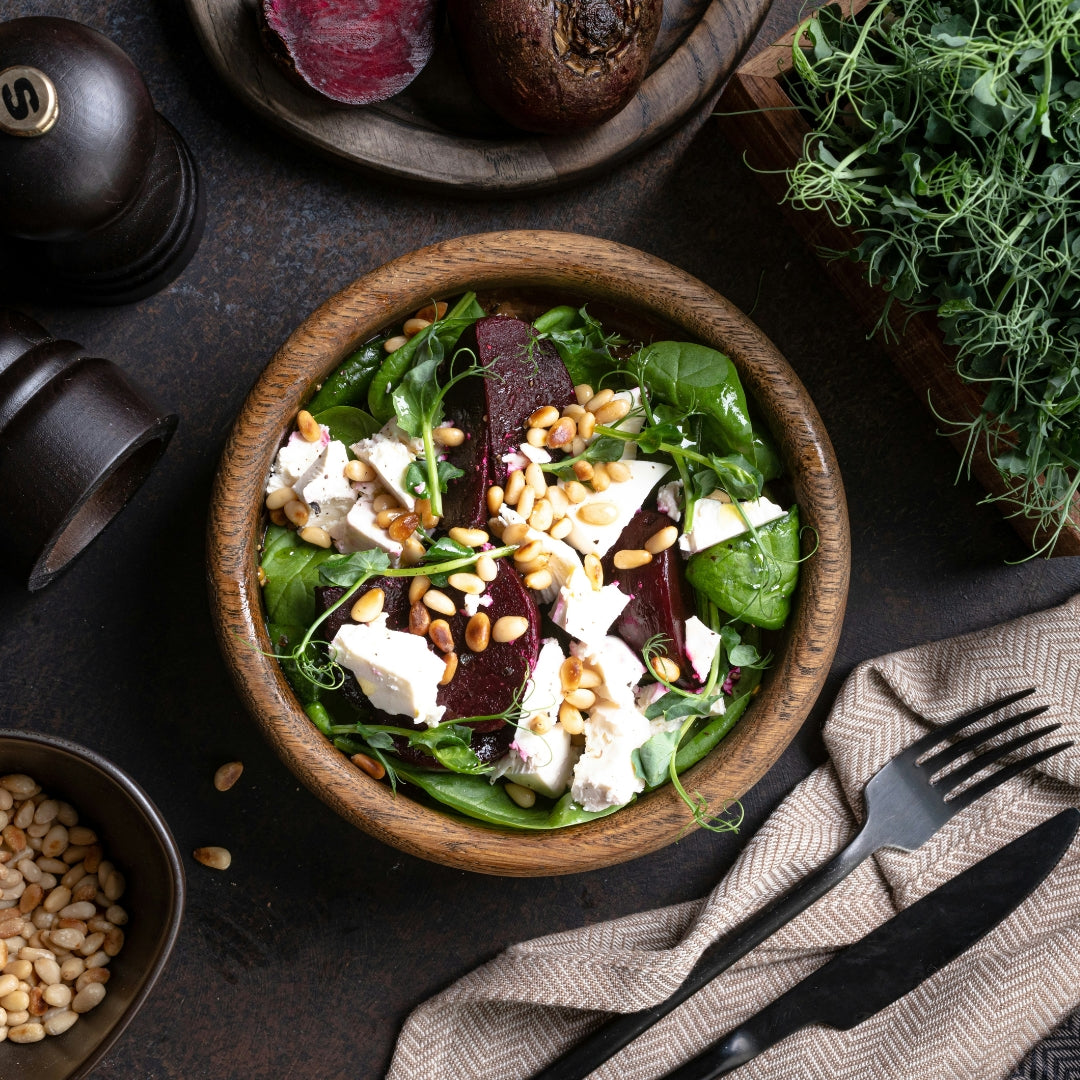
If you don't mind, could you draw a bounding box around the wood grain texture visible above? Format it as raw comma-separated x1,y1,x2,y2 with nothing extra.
717,3,1080,556
206,230,850,877
182,0,775,193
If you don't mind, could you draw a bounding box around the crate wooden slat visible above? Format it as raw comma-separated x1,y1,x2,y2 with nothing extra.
717,7,1080,556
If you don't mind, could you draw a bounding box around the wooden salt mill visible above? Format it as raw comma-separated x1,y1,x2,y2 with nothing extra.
0,310,177,589
0,16,204,304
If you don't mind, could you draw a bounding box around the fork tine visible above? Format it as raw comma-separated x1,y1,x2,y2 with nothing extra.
933,723,1063,795
920,705,1051,774
906,687,1038,757
945,741,1074,813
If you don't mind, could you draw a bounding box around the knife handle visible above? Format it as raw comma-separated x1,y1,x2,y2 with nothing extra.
529,825,877,1080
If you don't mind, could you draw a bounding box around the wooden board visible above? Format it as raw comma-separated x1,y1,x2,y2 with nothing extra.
717,2,1080,557
183,0,775,193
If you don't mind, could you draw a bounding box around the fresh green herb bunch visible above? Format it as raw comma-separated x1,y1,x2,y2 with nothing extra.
787,0,1080,552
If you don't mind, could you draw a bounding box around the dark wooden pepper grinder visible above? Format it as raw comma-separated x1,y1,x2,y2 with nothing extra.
0,310,177,589
0,17,205,304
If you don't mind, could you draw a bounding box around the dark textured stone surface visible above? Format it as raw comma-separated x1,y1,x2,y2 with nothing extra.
0,1,1078,1077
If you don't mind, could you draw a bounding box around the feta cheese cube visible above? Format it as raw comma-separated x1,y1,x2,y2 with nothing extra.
295,439,356,540
519,443,552,465
656,480,683,523
571,636,644,710
571,701,652,812
683,615,723,683
267,426,330,494
341,495,403,558
563,459,672,558
678,495,787,555
330,618,445,727
550,569,630,650
350,422,419,509
608,387,644,459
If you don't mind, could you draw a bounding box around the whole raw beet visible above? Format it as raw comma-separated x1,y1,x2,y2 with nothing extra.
260,0,437,105
440,316,576,527
447,0,662,133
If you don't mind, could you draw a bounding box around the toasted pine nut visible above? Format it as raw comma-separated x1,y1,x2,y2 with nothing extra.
268,507,287,527
265,486,296,510
344,459,376,482
504,470,526,506
613,548,652,570
403,317,431,337
529,405,561,428
546,486,569,519
257,565,268,587
409,602,430,636
571,461,594,482
516,486,536,521
558,703,585,733
384,335,407,352
576,410,596,441
493,616,529,643
513,539,545,565
465,613,490,653
487,516,505,539
486,486,504,514
283,500,309,527
515,555,550,576
432,425,465,447
298,526,331,548
415,301,448,322
296,410,321,442
559,657,583,692
8,1022,45,1043
546,417,577,448
475,555,498,582
590,463,611,491
529,712,553,735
505,782,536,808
577,502,619,526
422,589,456,616
502,522,530,547
525,426,548,447
416,498,438,529
71,982,106,1013
372,492,399,513
570,436,587,456
387,513,420,542
213,762,243,792
400,537,425,566
549,517,574,540
574,384,594,405
439,651,458,685
606,461,632,483
525,462,547,498
428,620,455,653
448,572,485,595
564,688,596,710
376,507,403,528
193,847,231,871
593,399,631,426
0,778,36,800
584,554,603,591
585,388,614,413
43,1010,78,1036
563,404,586,421
645,525,679,554
448,527,489,548
529,500,554,533
654,656,682,683
524,569,553,591
408,575,431,605
350,588,385,623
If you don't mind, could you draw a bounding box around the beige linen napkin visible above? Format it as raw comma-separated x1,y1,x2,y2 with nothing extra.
388,594,1080,1080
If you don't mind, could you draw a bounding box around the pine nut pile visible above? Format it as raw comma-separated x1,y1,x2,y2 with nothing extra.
0,773,127,1045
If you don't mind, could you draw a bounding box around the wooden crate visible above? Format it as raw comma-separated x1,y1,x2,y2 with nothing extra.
716,4,1080,556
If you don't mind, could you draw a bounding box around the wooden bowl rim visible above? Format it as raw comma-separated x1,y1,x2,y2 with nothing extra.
207,229,850,877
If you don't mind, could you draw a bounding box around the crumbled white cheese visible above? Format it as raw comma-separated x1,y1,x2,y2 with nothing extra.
498,505,585,605
550,569,630,651
519,443,552,465
340,495,403,558
562,459,672,558
571,701,652,812
501,451,528,473
608,387,644,459
683,615,723,683
350,422,419,509
656,480,683,523
295,439,356,540
635,681,669,713
678,495,787,555
267,426,330,494
330,618,445,728
571,636,644,710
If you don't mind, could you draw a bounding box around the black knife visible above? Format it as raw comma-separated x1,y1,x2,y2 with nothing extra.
659,807,1079,1080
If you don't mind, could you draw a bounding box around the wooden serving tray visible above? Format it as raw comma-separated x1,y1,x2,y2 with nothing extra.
185,0,774,194
716,2,1080,556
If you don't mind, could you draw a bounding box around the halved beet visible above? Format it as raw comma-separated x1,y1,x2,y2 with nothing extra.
315,559,540,737
260,0,437,106
440,316,576,526
601,508,695,678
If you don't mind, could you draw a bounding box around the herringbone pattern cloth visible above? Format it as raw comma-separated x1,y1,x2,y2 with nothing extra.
388,594,1080,1080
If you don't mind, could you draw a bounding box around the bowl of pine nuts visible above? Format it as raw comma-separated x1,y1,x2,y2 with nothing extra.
0,730,184,1077
208,230,850,876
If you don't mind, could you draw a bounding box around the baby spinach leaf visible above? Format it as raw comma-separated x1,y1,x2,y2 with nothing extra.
405,459,465,500
260,525,339,628
312,405,381,449
686,510,801,630
317,548,392,588
307,340,386,413
633,729,682,787
533,304,629,389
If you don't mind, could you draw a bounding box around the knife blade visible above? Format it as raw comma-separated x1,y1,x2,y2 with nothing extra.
660,807,1080,1080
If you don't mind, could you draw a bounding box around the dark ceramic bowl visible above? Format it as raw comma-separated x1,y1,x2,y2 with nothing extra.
0,730,184,1079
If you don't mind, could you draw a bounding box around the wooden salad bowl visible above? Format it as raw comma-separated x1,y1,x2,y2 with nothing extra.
207,231,850,877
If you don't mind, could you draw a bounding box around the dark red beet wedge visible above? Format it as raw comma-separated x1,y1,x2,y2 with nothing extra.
441,316,576,526
601,508,694,676
260,0,437,106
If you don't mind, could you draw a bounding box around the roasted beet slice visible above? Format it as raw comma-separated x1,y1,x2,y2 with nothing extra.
315,559,540,732
260,0,437,106
440,316,576,526
601,509,695,678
